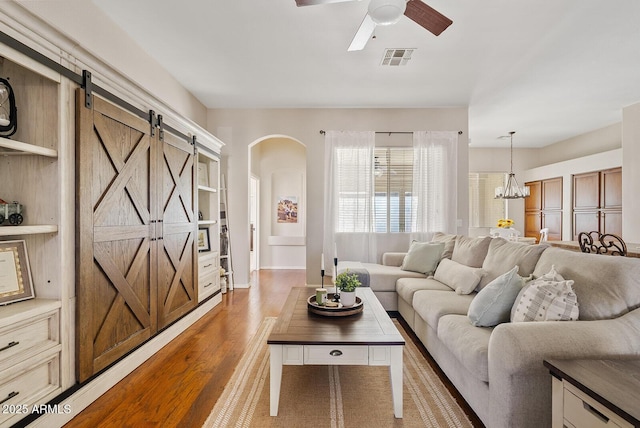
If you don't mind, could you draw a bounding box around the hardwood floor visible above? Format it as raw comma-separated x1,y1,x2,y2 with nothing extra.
64,270,306,428
62,269,482,427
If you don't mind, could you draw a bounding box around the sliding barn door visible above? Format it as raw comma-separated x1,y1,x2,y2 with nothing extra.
76,89,199,381
157,131,197,329
76,90,157,382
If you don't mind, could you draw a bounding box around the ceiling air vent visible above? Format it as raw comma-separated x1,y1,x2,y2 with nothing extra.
381,48,415,66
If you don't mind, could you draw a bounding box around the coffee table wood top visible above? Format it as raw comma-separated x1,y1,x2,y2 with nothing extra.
267,287,405,346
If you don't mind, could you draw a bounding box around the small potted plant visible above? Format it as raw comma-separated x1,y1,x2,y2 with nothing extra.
335,270,361,307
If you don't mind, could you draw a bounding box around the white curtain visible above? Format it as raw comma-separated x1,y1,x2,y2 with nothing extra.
410,131,459,242
323,131,377,266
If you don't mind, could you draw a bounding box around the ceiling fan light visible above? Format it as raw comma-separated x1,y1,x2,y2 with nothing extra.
368,0,406,26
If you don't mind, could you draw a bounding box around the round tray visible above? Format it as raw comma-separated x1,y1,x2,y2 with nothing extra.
307,294,363,317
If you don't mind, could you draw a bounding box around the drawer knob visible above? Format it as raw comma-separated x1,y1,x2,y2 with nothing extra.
204,282,212,288
204,263,213,268
329,350,343,357
0,391,19,405
0,341,19,353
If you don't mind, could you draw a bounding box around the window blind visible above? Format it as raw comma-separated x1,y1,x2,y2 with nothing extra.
374,147,414,232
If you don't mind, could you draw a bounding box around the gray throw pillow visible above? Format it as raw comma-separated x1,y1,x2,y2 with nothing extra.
401,241,445,275
468,265,524,327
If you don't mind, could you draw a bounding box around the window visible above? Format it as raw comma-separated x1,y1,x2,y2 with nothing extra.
335,146,374,233
469,173,506,228
374,147,414,233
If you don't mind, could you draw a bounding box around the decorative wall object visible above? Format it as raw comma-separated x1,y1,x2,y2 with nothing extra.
0,240,34,305
277,196,298,223
0,77,18,137
198,227,211,252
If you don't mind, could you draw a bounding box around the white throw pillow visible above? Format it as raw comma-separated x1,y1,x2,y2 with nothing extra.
401,241,445,275
434,258,484,295
467,266,524,327
511,265,579,322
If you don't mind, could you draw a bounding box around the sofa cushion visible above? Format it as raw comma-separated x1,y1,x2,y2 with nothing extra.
434,258,484,295
413,289,475,331
432,232,458,260
534,247,640,320
468,266,524,327
479,238,548,289
396,277,452,305
437,314,492,383
452,236,492,268
351,262,425,292
401,241,445,274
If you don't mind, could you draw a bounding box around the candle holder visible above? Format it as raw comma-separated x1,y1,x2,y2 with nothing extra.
333,256,339,301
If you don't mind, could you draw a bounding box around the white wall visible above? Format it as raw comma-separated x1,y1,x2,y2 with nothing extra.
208,108,469,287
537,123,621,166
622,102,640,242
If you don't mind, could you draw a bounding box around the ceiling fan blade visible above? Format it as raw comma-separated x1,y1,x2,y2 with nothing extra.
295,0,358,6
348,14,377,51
404,0,453,36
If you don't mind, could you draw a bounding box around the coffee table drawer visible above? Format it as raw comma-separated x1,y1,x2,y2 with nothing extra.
304,345,369,365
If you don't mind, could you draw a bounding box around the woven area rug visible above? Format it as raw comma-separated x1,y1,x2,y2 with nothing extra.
203,317,473,428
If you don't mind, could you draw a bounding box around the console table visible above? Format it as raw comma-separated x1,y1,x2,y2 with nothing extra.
544,359,640,428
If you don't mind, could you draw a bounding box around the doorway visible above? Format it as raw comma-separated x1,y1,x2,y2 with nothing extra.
250,175,259,273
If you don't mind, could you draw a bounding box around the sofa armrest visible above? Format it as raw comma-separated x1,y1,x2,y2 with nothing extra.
489,309,640,376
485,309,640,428
382,252,406,267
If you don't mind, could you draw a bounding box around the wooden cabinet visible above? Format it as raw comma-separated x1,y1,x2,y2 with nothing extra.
525,181,542,212
525,177,562,241
572,168,622,239
76,90,198,382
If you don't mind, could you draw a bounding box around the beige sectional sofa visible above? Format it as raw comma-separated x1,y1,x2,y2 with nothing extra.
338,234,640,428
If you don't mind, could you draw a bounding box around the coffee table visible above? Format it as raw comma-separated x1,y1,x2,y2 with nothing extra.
267,287,405,418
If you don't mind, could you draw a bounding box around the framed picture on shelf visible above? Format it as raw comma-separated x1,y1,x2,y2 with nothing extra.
197,227,211,252
197,162,209,187
0,240,35,305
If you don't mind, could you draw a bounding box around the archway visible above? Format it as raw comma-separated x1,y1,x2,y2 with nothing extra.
248,136,307,273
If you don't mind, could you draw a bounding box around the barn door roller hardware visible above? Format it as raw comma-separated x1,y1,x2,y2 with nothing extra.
83,70,93,109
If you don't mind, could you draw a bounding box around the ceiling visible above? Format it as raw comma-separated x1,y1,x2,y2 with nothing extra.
91,0,640,148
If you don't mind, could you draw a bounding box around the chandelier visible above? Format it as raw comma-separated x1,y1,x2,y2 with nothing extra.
495,131,530,199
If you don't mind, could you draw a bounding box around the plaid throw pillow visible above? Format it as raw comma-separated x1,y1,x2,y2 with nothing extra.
511,272,579,322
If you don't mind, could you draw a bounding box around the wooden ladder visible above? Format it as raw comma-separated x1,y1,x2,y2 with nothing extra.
219,174,234,291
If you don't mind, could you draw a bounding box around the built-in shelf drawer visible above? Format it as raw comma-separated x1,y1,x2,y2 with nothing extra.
0,346,61,427
0,308,59,372
198,252,220,301
198,252,218,276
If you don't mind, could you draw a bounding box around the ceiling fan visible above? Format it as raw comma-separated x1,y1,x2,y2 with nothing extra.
295,0,453,51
